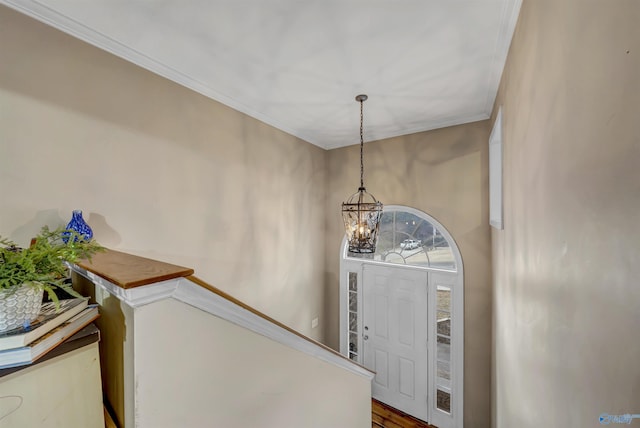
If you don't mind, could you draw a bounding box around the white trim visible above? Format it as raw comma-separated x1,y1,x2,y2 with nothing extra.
70,265,374,382
429,270,462,428
70,264,178,307
339,205,464,428
483,0,523,114
343,252,458,275
489,107,504,229
323,115,490,151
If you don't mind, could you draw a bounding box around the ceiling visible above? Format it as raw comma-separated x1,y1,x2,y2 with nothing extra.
2,0,522,149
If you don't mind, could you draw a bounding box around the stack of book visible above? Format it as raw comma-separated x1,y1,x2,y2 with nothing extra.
0,298,99,370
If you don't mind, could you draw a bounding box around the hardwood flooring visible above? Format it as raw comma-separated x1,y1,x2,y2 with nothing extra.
103,404,118,428
372,399,437,428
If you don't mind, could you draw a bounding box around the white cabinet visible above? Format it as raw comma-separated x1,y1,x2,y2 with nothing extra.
0,341,104,428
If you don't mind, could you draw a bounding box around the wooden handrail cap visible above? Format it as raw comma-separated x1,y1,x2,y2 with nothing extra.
77,249,194,289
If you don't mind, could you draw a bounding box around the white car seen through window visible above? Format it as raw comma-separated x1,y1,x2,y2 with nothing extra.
400,239,421,250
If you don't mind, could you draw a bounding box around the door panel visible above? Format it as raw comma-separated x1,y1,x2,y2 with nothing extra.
398,298,415,346
363,264,429,421
399,357,415,398
374,350,389,388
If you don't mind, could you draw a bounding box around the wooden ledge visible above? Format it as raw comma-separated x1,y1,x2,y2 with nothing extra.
77,249,194,289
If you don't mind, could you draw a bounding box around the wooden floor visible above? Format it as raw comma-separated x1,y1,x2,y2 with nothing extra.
103,405,118,428
372,399,437,428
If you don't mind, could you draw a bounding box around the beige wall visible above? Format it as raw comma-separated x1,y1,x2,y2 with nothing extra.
325,121,493,427
0,6,326,339
491,1,640,427
135,298,372,428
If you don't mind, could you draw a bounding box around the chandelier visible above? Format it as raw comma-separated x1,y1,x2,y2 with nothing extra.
341,94,383,254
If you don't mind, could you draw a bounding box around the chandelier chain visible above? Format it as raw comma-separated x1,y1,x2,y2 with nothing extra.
360,98,364,189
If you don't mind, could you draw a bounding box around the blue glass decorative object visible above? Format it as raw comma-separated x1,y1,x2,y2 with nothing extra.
64,210,93,242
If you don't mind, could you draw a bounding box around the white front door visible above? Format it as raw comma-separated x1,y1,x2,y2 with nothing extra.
362,264,429,421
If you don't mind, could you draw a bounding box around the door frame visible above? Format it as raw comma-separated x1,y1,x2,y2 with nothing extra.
339,205,464,428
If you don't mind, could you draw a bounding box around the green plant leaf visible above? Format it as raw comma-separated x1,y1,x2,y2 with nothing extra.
0,226,104,298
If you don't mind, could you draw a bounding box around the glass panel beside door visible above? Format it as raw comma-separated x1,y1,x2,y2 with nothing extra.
348,271,359,362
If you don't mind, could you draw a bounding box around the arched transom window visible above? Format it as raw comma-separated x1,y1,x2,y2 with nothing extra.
346,207,457,272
